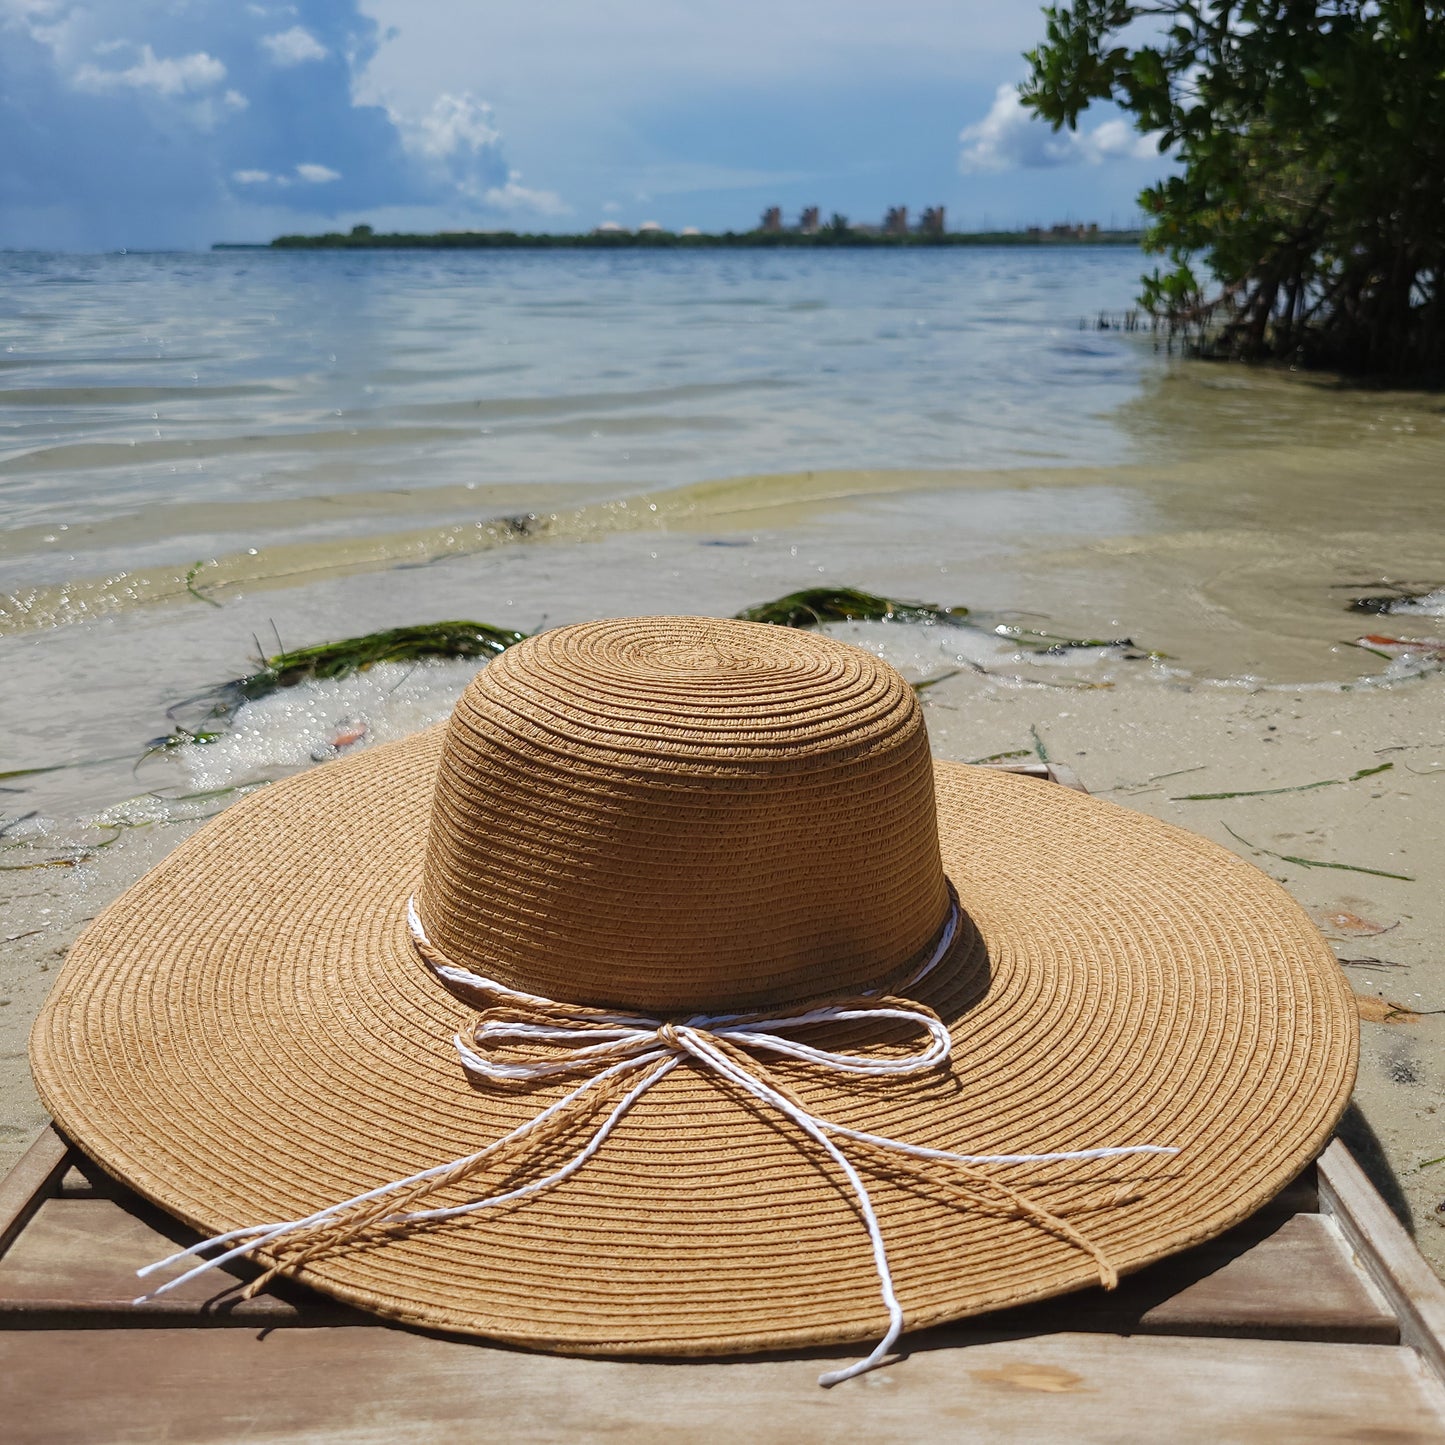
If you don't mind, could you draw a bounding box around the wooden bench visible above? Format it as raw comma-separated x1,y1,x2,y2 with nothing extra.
3,762,1443,1441
3,1125,1444,1441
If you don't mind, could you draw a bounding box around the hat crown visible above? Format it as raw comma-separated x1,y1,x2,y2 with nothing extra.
418,616,950,1012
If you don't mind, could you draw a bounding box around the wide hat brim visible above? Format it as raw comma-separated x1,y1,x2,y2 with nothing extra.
31,731,1357,1356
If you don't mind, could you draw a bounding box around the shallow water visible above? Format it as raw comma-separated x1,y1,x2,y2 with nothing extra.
1,247,1443,829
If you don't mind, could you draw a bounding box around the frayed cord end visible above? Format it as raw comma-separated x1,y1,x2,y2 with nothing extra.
818,1351,898,1388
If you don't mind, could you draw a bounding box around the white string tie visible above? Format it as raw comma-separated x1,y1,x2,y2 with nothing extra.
136,895,1177,1387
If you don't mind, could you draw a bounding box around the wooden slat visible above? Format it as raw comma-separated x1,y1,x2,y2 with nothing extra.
1319,1139,1445,1386
0,1128,68,1259
0,1199,363,1327
4,1327,1444,1444
1136,1215,1393,1340
0,1193,1395,1344
1004,1213,1395,1344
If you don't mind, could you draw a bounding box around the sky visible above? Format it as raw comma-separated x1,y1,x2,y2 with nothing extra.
0,0,1171,250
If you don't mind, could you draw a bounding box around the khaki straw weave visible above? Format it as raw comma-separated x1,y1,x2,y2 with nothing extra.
31,616,1357,1356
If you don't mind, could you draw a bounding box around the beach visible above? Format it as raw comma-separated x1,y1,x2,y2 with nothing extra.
2,247,1442,1272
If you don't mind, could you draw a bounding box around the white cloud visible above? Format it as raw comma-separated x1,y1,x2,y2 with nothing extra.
395,92,500,161
2,1,568,247
959,83,1163,173
380,91,532,210
482,171,568,216
261,26,327,67
1073,118,1161,164
72,44,225,97
230,163,339,188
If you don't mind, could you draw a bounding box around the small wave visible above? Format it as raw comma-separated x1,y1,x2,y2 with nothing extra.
0,383,281,407
390,377,791,425
513,413,746,438
0,354,214,368
0,466,1023,634
149,627,1154,803
0,424,467,476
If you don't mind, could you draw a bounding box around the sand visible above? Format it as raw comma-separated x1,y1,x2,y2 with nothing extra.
4,651,1442,1273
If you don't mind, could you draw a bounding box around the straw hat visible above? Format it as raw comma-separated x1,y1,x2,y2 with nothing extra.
31,616,1356,1367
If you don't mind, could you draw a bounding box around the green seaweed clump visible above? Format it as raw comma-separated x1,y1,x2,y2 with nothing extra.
167,620,528,736
236,621,527,697
735,587,967,629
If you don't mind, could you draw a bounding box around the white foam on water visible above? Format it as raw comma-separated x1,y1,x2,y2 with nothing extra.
176,657,484,793
825,618,1185,690
82,617,1439,833
1389,588,1445,617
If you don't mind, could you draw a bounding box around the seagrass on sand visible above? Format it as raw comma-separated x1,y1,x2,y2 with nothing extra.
29,616,1357,1356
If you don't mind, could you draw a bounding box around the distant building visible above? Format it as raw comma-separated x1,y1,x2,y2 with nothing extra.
759,206,783,233
680,226,702,236
1026,222,1104,241
798,207,820,234
917,206,945,237
594,222,626,234
883,206,909,236
638,220,664,232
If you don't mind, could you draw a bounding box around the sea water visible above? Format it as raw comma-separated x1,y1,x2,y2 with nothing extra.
1,246,1442,828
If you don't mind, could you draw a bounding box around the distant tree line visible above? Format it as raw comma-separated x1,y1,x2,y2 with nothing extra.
259,222,1143,251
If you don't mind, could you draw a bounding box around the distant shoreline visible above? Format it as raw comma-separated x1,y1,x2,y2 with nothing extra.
216,228,1145,252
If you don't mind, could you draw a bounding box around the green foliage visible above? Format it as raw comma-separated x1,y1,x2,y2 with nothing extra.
1021,1,1445,375
262,226,1142,251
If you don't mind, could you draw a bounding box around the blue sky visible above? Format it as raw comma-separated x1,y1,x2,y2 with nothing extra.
1,0,1170,250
